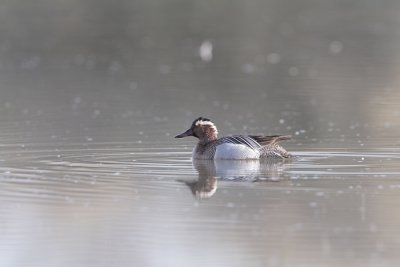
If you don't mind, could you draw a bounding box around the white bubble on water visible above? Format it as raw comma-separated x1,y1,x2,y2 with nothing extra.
73,54,85,65
242,63,255,74
267,53,281,64
21,55,41,70
129,81,138,90
309,202,318,208
226,202,235,208
85,58,96,70
92,109,101,118
109,61,123,74
159,64,170,74
329,41,343,54
289,66,299,76
199,40,213,62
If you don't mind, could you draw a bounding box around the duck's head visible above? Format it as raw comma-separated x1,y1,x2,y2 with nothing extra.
175,117,218,143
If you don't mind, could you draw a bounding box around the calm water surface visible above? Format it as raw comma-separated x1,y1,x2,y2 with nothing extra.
1,1,400,266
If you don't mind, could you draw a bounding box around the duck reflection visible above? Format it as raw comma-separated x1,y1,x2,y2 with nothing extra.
183,159,289,199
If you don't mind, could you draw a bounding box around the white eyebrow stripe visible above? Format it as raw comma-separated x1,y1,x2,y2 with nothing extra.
195,120,215,127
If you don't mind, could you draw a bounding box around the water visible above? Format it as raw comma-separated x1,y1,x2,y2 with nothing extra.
1,0,400,266
3,142,400,267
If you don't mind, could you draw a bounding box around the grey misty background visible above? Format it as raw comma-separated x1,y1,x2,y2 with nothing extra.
0,0,399,143
2,2,400,267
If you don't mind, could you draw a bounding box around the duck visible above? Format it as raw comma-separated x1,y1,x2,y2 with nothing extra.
175,117,292,160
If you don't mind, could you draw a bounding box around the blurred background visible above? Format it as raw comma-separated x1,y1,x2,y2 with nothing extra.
1,0,400,142
1,1,400,267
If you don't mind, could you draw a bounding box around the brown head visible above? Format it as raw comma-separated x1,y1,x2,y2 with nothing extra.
175,117,218,143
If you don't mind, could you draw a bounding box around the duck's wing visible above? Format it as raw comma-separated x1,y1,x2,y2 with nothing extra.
248,135,291,146
216,135,263,151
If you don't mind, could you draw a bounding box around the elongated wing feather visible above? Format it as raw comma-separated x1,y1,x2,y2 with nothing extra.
248,135,291,146
215,135,262,151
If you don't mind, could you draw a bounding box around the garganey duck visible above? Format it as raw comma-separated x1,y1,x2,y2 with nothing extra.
175,117,292,160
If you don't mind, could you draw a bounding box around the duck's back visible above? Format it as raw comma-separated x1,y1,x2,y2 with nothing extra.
193,135,291,160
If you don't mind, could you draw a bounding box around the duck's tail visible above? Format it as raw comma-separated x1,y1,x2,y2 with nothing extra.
249,135,291,146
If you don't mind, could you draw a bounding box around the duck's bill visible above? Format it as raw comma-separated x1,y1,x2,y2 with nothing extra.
175,129,193,138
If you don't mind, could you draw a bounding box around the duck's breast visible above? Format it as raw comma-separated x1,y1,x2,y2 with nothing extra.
214,143,260,160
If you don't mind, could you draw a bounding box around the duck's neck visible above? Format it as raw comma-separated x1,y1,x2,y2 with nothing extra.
201,127,218,144
198,136,217,145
